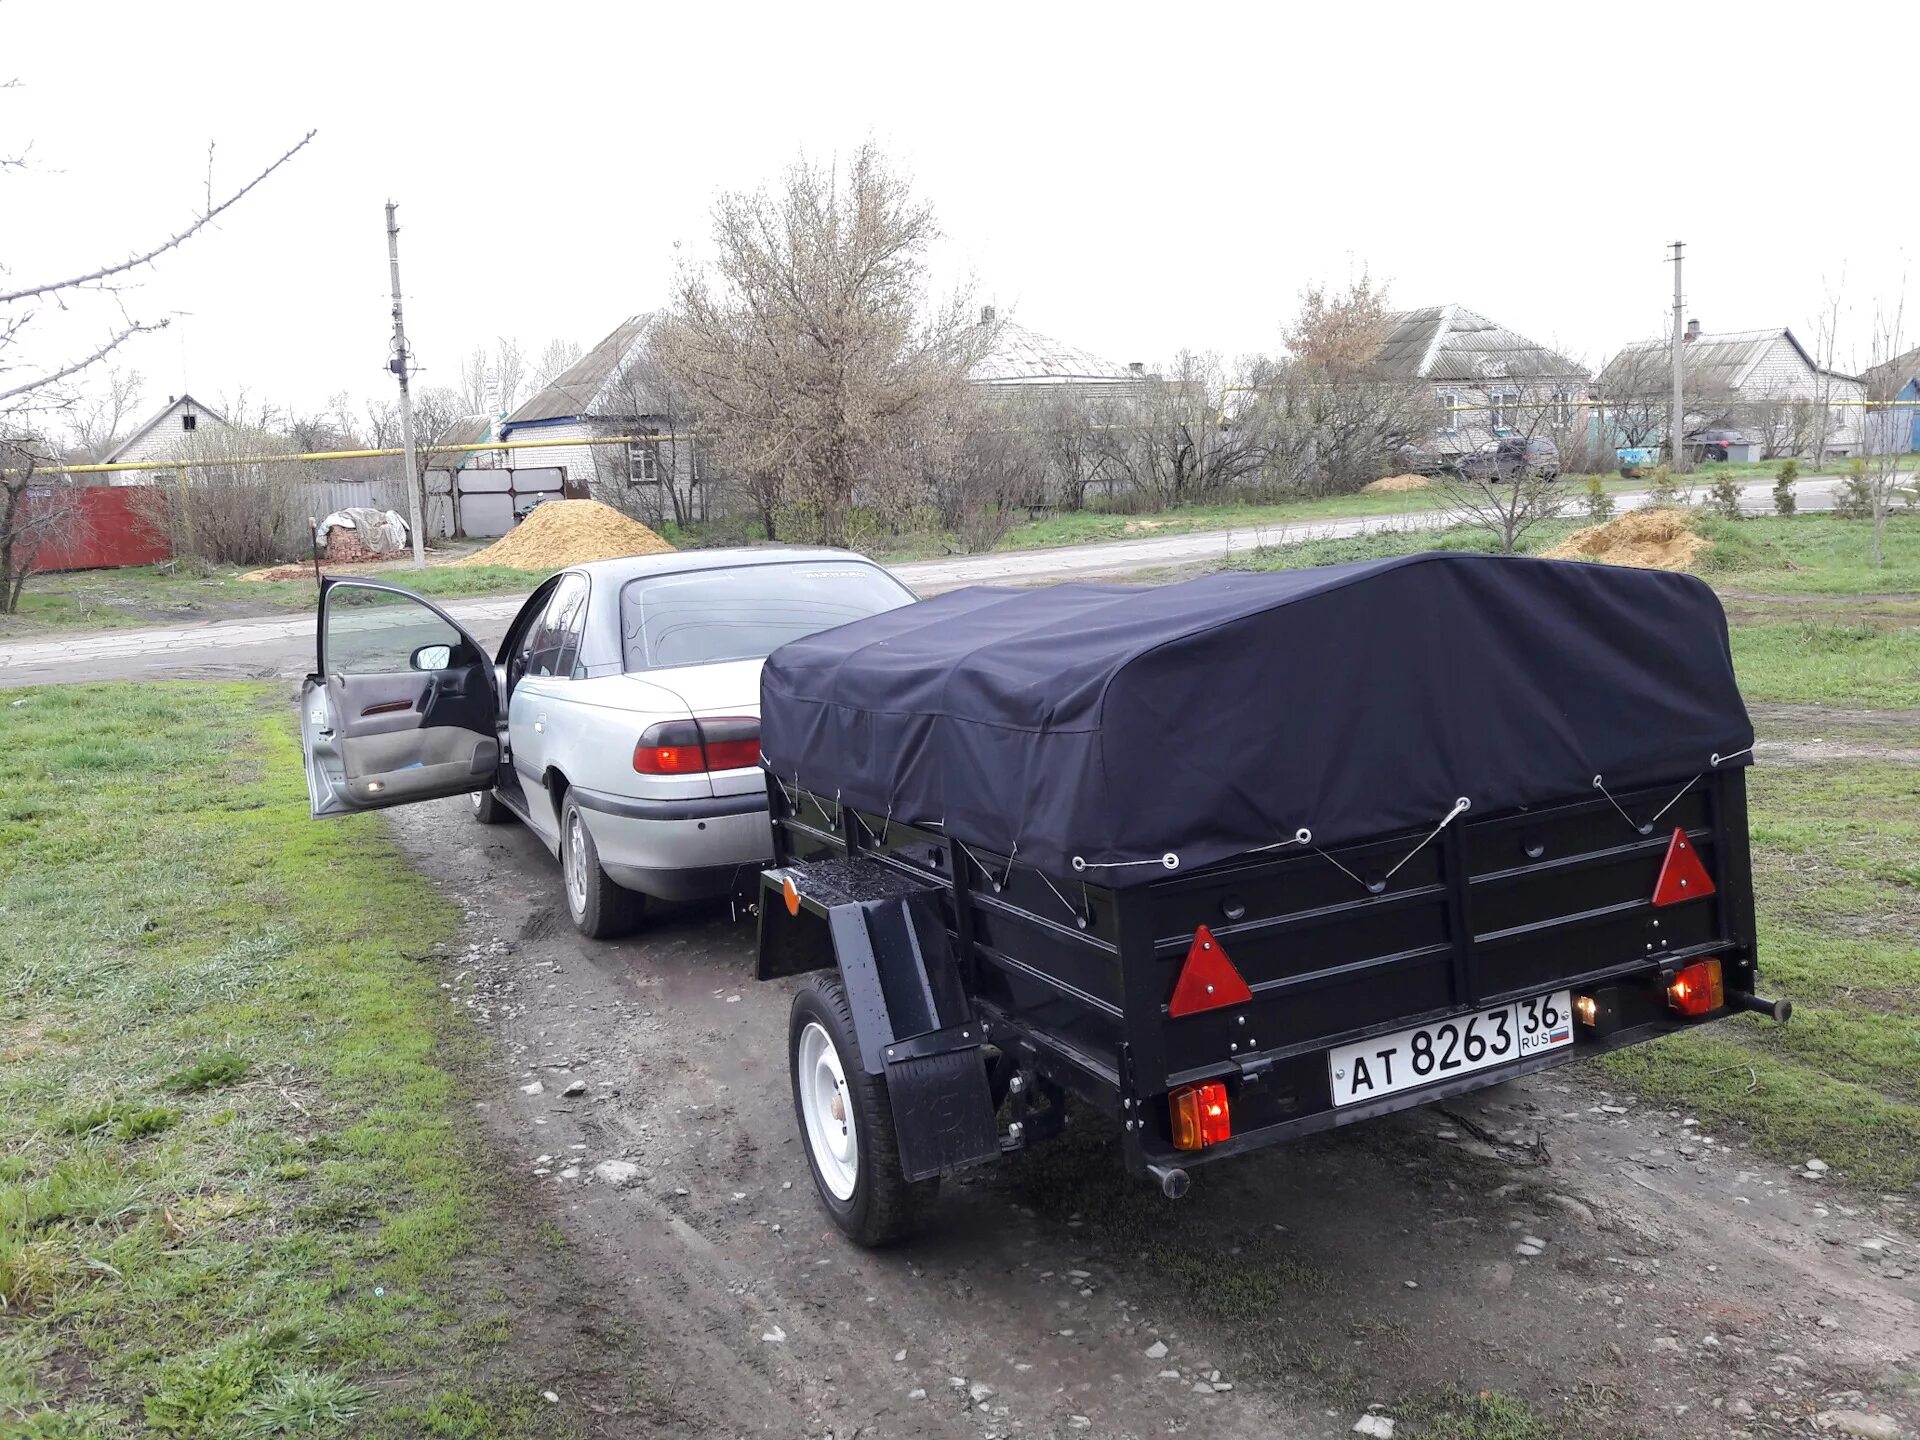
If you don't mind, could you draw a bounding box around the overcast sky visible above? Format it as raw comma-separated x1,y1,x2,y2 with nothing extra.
9,0,1915,430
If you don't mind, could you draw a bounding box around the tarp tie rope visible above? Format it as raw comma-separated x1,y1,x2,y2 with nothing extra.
1592,774,1653,836
1071,852,1181,872
1036,870,1091,929
1711,746,1753,768
1247,827,1313,856
1316,798,1471,893
1385,797,1472,880
955,838,1017,893
1595,769,1709,836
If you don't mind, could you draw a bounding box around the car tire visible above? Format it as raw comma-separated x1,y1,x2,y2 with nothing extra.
789,972,936,1247
469,787,509,826
558,794,644,939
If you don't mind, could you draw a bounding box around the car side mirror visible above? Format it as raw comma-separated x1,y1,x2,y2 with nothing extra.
411,643,452,672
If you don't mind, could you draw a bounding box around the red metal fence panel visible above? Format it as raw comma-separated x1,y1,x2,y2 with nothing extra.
29,485,173,572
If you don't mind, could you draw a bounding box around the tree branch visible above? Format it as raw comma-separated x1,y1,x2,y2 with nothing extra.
0,318,164,404
0,130,316,304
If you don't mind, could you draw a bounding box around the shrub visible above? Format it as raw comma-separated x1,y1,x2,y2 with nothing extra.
1584,475,1614,524
1646,465,1679,506
1774,461,1798,516
1709,472,1744,520
1834,471,1876,520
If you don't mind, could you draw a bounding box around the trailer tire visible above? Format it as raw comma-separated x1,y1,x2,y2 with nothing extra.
789,972,936,1246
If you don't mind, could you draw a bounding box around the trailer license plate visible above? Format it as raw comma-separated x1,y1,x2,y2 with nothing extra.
1328,990,1574,1107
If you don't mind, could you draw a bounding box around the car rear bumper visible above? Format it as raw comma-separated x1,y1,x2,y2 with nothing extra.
571,786,770,900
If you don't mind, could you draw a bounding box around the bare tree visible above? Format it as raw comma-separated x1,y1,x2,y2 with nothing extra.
409,386,470,539
66,366,145,463
130,400,307,566
530,337,584,391
657,143,984,545
1807,279,1846,464
0,60,311,609
1091,350,1278,507
1861,300,1916,568
1433,390,1571,553
458,337,528,417
1738,381,1818,460
0,430,85,611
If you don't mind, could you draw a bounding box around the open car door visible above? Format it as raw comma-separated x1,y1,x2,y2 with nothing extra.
300,577,503,818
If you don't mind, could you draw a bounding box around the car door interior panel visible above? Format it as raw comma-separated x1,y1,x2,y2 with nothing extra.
300,579,505,818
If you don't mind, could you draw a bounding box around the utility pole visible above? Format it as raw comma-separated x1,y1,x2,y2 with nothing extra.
385,201,426,567
1674,240,1689,474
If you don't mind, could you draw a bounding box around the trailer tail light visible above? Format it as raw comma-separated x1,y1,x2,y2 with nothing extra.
1167,925,1253,1017
632,718,761,774
1651,827,1716,907
1169,1081,1232,1150
1667,959,1724,1017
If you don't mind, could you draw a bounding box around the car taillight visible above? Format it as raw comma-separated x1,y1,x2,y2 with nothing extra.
698,716,762,771
632,717,761,775
633,720,707,774
1170,1081,1232,1150
1667,959,1724,1017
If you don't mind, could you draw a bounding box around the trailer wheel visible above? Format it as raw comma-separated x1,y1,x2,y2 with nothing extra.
789,973,936,1246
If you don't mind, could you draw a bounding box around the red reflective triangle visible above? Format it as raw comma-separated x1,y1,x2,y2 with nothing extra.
1168,925,1253,1017
1651,827,1716,907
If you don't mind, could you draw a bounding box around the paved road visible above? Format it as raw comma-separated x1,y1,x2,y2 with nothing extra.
0,477,1848,687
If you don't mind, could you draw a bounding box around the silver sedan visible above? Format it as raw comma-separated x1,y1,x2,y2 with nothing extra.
299,547,915,936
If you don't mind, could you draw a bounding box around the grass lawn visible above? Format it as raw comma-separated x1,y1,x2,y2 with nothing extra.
0,563,549,638
0,683,609,1438
1602,755,1920,1190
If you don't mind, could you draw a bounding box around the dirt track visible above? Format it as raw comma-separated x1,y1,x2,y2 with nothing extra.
388,794,1920,1440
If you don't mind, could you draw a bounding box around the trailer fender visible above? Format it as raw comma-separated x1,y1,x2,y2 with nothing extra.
760,865,999,1181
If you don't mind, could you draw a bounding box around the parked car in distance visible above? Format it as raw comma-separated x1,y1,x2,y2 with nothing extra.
1686,427,1746,464
298,548,917,938
1456,436,1560,483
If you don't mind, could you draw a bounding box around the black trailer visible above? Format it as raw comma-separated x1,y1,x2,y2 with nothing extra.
752,553,1789,1245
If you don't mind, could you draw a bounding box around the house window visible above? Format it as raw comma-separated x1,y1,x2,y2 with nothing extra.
1551,388,1575,425
1438,392,1459,433
1489,390,1522,430
627,440,661,487
181,413,198,432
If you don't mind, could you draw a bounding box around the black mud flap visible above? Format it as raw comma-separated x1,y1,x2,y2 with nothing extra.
886,1049,1000,1183
821,886,1001,1182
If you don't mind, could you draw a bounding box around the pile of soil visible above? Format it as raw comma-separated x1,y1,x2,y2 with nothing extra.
1543,508,1709,571
1361,474,1432,493
453,500,674,569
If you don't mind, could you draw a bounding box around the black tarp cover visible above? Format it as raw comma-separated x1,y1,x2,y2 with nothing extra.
759,554,1754,885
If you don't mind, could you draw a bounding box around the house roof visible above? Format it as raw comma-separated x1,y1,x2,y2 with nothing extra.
1374,305,1586,384
1600,327,1861,393
506,315,660,425
969,317,1135,385
104,392,228,463
1864,343,1920,395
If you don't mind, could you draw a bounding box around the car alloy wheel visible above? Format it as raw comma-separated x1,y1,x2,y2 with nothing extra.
564,810,589,919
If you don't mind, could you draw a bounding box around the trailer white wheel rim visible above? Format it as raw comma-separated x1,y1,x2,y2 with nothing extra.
798,1021,858,1201
564,811,588,916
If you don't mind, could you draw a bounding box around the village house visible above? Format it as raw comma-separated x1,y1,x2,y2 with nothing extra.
100,394,231,486
1372,305,1591,459
1598,323,1866,459
498,314,704,526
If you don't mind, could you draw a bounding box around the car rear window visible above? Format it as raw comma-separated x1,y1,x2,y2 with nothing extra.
618,562,912,672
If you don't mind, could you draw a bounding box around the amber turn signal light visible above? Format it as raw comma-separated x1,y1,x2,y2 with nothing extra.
1169,1081,1232,1150
1666,959,1724,1017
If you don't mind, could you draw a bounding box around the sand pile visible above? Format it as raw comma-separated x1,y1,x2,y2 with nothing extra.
1361,474,1431,493
454,500,674,569
1543,508,1709,571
